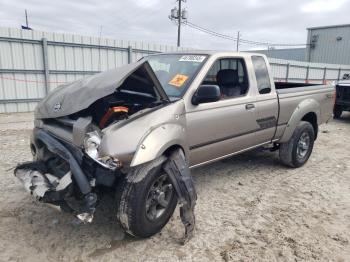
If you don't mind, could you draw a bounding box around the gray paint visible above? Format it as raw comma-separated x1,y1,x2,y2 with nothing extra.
306,24,350,65
251,48,306,62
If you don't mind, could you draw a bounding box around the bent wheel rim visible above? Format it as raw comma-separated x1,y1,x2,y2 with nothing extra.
145,174,173,221
296,131,310,159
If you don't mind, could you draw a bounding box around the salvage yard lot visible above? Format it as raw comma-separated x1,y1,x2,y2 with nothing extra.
0,112,349,262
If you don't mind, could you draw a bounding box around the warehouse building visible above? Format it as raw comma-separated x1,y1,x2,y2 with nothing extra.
252,48,306,62
252,24,350,65
305,24,350,65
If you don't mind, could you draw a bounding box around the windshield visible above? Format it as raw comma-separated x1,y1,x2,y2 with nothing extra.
146,54,208,98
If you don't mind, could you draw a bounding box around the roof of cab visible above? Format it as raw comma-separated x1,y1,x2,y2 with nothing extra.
149,50,267,58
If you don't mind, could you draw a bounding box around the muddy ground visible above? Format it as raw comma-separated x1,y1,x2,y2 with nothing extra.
0,112,349,262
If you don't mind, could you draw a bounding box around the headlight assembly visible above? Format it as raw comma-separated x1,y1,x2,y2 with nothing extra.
83,131,122,170
84,131,101,159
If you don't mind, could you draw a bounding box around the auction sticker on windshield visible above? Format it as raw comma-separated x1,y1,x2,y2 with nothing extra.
179,55,206,63
169,74,189,87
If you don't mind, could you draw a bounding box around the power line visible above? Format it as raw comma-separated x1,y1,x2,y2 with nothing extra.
185,21,307,47
186,21,265,45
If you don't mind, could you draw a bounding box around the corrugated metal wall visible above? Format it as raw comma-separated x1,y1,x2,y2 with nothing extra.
1,27,350,113
0,28,189,113
306,25,350,64
252,48,306,62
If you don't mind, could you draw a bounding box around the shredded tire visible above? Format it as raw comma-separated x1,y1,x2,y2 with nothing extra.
115,156,177,238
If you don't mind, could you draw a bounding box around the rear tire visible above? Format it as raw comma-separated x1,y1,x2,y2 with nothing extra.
333,107,342,119
115,157,177,238
279,121,315,168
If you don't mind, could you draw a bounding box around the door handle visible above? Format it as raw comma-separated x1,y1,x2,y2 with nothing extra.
245,103,255,110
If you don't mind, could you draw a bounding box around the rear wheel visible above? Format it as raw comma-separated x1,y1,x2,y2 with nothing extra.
115,157,177,238
279,121,315,168
333,107,342,119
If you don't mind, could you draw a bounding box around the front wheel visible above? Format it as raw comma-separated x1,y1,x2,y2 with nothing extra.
279,121,315,168
115,157,177,238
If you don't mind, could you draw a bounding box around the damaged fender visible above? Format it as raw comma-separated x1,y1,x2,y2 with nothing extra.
163,149,197,244
117,149,197,244
130,123,188,167
116,149,197,242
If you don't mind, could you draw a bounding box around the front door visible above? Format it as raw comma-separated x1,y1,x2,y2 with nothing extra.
186,58,261,167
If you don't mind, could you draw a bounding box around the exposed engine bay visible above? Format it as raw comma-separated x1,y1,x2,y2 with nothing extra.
86,89,163,129
49,65,168,130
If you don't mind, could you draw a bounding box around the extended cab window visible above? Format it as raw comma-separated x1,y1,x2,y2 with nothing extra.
202,58,249,99
252,56,271,94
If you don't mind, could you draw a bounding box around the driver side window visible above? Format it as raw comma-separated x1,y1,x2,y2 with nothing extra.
202,58,249,100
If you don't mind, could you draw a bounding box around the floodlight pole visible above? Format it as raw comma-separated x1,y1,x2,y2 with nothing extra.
25,9,29,28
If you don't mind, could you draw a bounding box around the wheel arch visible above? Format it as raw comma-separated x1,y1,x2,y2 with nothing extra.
130,123,188,167
301,112,318,140
279,99,320,143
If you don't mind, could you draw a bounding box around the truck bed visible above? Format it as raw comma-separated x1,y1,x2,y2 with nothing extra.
275,83,334,137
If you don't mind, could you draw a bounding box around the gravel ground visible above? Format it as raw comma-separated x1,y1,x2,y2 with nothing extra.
0,112,349,262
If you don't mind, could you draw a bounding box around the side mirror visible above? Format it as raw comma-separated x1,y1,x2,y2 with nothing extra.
192,85,221,105
259,85,271,94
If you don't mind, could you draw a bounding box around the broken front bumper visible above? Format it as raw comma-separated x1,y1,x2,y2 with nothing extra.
14,128,104,222
14,161,72,203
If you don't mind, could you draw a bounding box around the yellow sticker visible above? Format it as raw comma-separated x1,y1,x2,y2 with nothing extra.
168,74,189,87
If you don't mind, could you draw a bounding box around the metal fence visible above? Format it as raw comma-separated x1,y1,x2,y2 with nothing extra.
0,28,190,113
1,27,350,113
268,58,350,84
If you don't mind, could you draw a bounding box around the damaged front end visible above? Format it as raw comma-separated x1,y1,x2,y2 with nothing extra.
14,56,198,241
15,127,104,222
15,60,168,223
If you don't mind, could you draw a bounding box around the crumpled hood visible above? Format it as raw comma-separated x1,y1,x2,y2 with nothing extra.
35,60,167,119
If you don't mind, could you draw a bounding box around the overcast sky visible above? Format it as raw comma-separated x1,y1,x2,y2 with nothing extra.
0,0,349,50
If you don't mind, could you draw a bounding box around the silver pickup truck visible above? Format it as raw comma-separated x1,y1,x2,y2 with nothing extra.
14,51,334,239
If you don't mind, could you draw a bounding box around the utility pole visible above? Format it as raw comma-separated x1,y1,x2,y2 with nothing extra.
236,31,240,52
169,1,187,47
177,0,182,47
